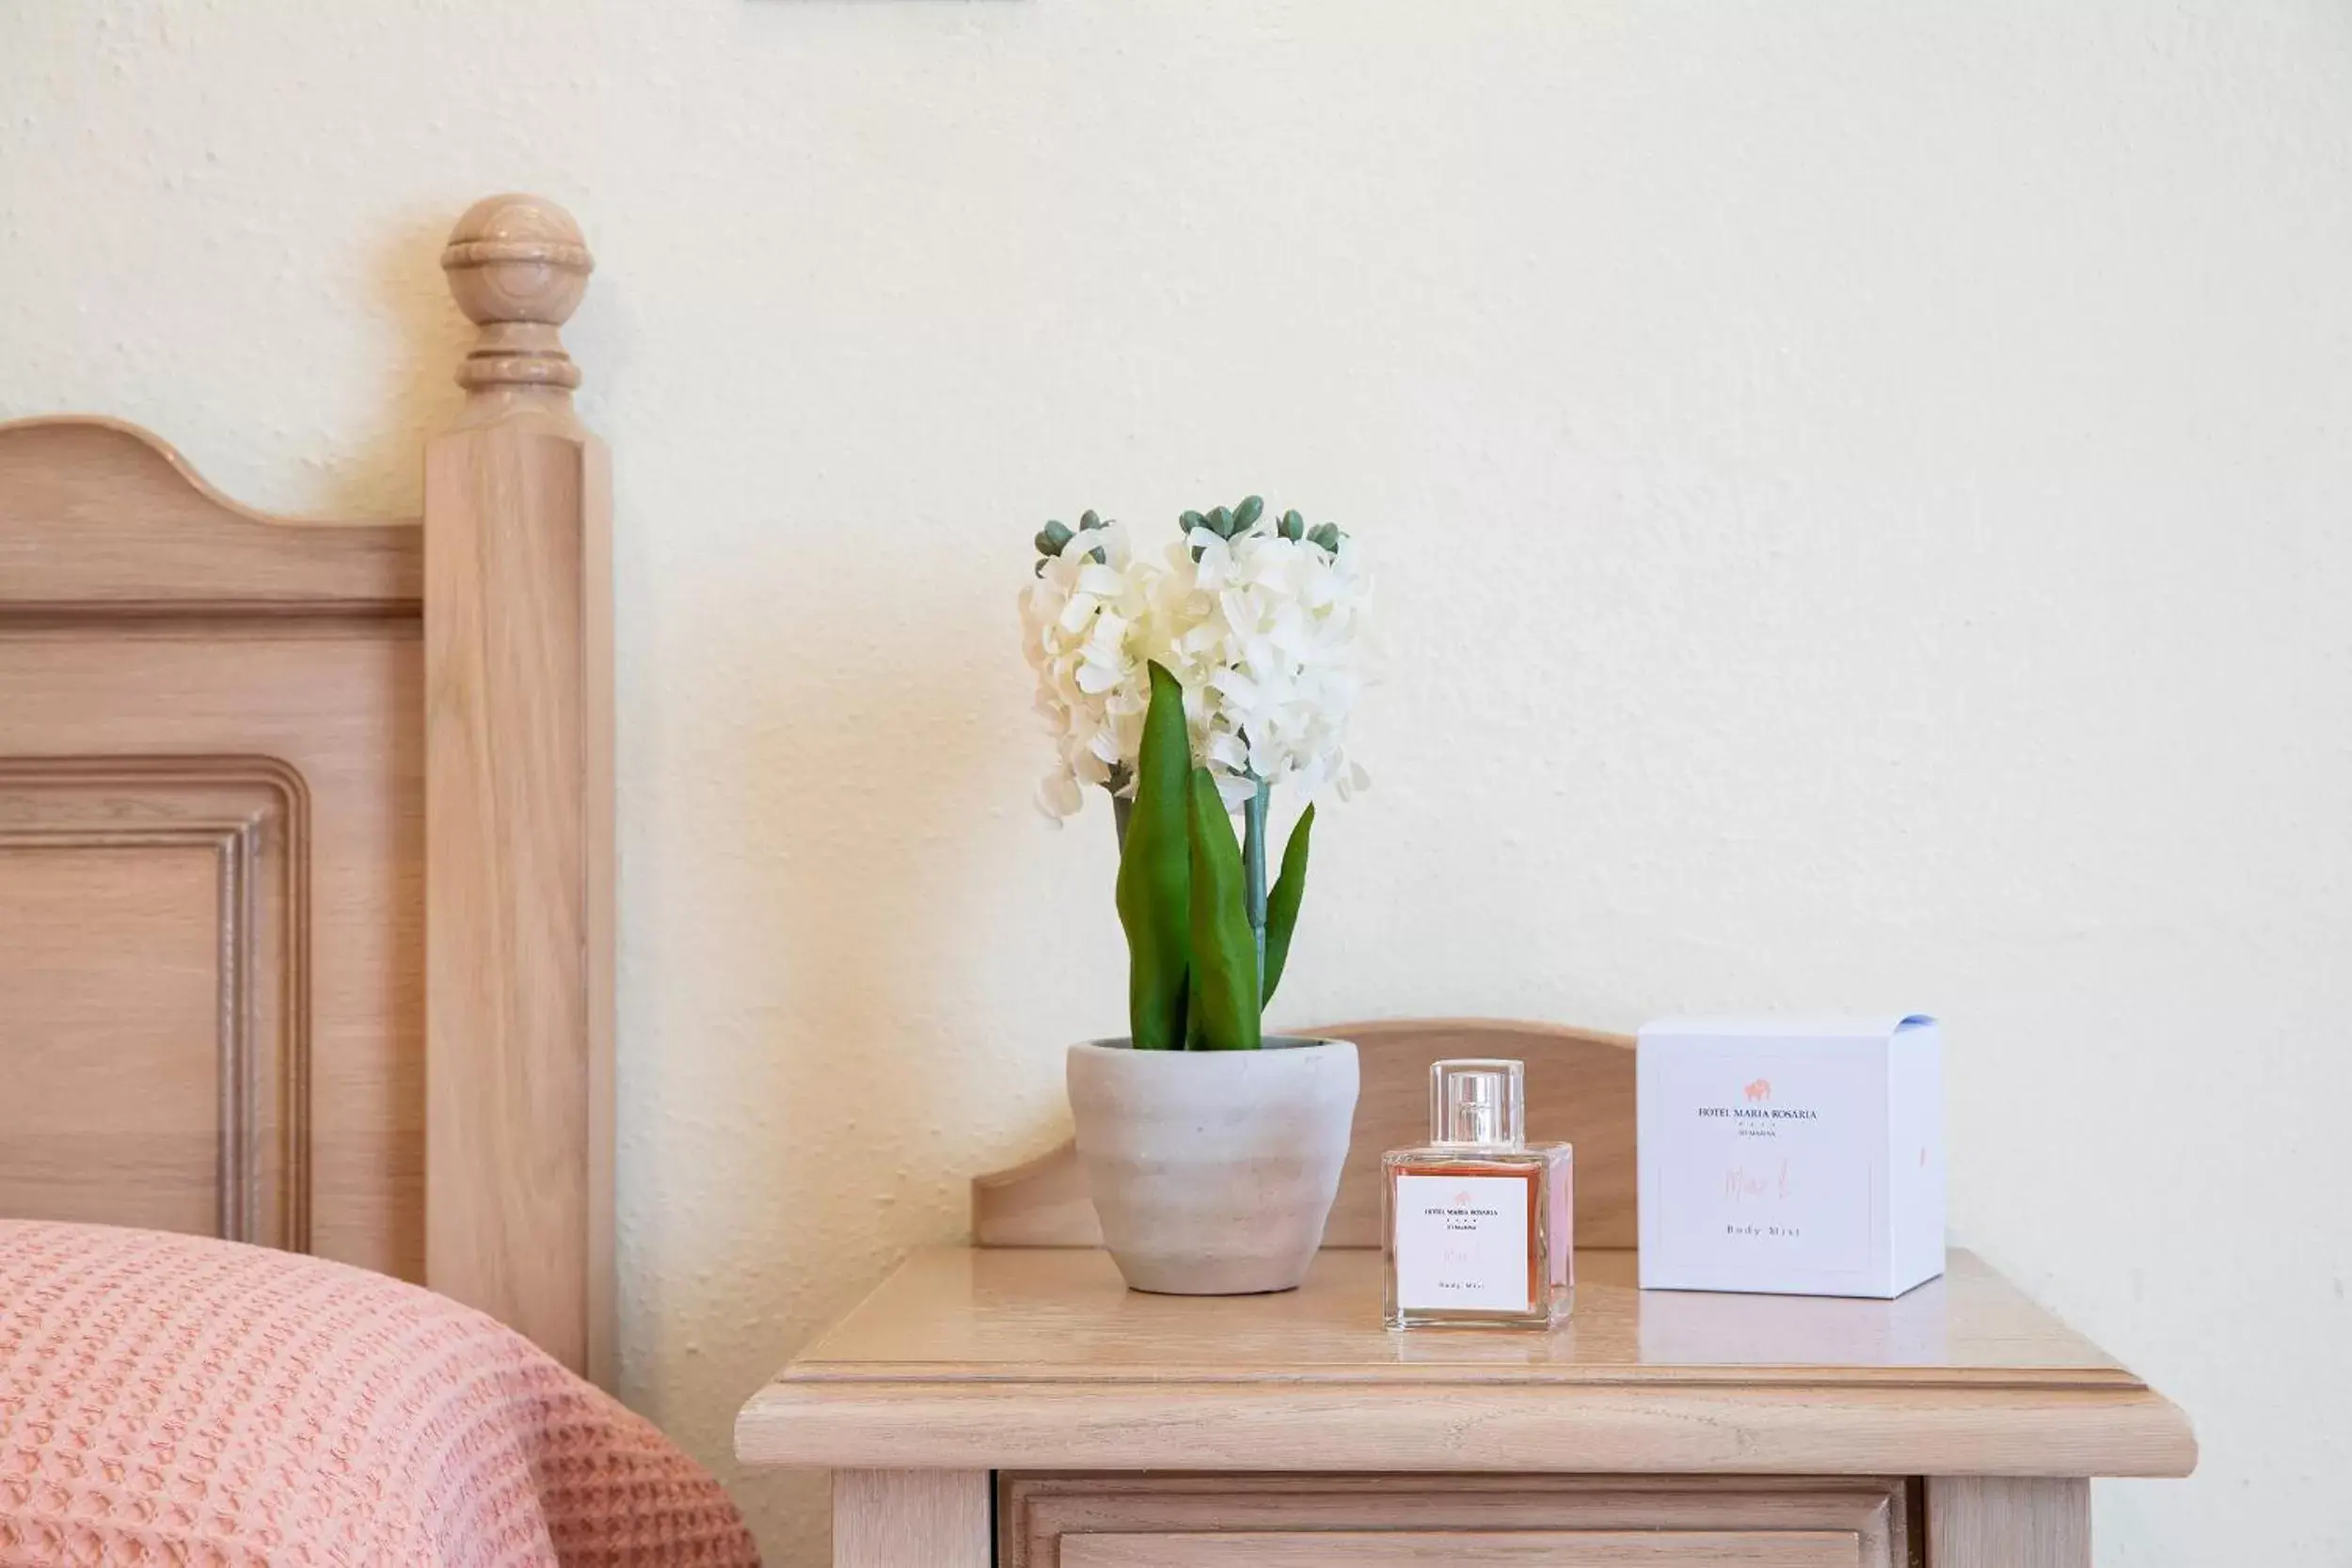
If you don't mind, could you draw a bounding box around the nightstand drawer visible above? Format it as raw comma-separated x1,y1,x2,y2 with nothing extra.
1061,1529,1866,1567
1000,1476,1912,1568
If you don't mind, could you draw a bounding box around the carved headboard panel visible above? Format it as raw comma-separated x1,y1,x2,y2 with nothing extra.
0,195,613,1384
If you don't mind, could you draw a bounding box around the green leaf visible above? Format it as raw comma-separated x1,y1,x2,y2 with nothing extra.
1114,665,1193,1050
1262,803,1312,1006
1185,768,1263,1051
1279,509,1305,541
1180,510,1207,532
1232,495,1264,533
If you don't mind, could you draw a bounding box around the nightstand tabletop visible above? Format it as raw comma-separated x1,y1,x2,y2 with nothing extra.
736,1246,2194,1477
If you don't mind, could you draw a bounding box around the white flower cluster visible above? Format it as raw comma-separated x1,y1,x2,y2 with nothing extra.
1019,519,1151,819
1020,509,1374,821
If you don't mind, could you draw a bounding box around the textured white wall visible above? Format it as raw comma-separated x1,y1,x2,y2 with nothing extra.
6,2,2348,1561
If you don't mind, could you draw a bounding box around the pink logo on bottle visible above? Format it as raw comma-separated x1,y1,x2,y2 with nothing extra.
1743,1079,1772,1103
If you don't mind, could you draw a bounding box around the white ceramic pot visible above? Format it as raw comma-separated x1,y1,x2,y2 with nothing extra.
1066,1036,1360,1295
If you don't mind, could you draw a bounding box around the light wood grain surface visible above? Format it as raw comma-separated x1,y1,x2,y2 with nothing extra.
0,419,419,612
737,1245,2195,1477
762,1377,2193,1479
1926,1477,2090,1568
0,625,421,1275
976,1019,1636,1248
0,760,308,1246
776,1246,2126,1386
832,1470,990,1568
424,194,614,1384
1060,1532,1865,1567
1001,1475,1905,1568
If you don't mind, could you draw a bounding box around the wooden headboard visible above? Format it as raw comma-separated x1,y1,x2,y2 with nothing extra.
973,1019,1639,1250
0,194,613,1384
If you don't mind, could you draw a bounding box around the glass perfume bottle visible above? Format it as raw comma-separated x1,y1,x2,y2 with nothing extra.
1383,1058,1574,1329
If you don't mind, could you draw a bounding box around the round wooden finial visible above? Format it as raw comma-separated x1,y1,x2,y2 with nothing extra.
441,194,594,393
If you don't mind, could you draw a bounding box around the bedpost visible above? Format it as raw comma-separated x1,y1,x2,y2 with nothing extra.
423,194,614,1386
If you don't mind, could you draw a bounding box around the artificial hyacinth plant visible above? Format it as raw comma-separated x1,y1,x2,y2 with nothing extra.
1020,497,1373,1050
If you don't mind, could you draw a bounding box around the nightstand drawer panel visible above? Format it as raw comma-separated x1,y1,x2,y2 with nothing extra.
1001,1475,1908,1568
1062,1529,1864,1567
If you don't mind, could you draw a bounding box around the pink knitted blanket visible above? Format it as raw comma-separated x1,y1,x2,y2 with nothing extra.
0,1222,757,1567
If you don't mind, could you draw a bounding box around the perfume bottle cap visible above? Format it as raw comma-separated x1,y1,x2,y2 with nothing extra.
1430,1058,1526,1148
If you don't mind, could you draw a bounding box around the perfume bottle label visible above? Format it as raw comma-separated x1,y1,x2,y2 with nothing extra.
1392,1174,1531,1311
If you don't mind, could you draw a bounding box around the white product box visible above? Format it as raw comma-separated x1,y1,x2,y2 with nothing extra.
1637,1015,1944,1299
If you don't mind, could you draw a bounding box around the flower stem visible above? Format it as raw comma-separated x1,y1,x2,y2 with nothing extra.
1243,776,1270,1007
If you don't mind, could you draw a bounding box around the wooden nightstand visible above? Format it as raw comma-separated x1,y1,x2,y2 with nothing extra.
734,1022,2195,1566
